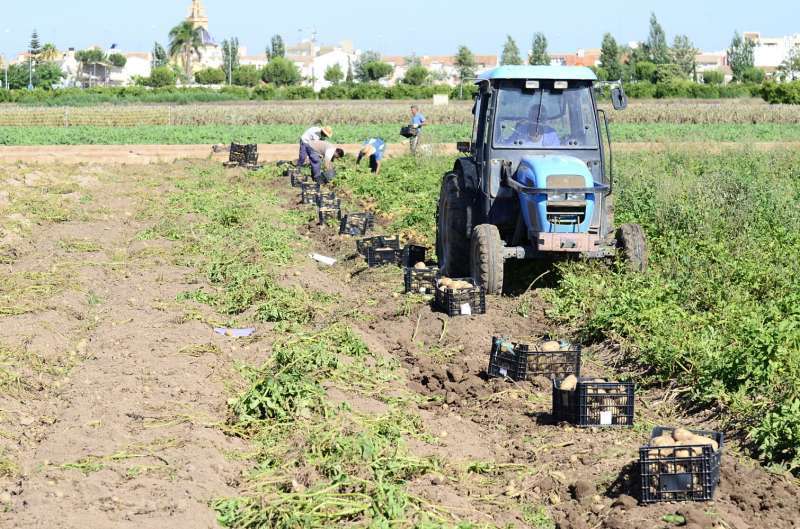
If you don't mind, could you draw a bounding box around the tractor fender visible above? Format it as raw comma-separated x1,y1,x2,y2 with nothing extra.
453,158,479,195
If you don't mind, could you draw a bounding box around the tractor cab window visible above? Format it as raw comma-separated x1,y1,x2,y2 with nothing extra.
492,80,599,149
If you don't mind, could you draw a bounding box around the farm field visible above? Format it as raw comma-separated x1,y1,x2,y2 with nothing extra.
4,123,800,146
1,148,798,529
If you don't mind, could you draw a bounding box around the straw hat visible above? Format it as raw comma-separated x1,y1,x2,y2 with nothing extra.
321,126,333,138
360,144,376,157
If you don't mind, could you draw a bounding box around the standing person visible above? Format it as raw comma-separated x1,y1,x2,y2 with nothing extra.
409,105,426,154
356,137,386,174
307,138,344,184
298,126,332,168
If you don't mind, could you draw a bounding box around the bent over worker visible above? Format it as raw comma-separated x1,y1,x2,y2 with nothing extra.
307,139,344,184
356,137,386,174
298,126,332,168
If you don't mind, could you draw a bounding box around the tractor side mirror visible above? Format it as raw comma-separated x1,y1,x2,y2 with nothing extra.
456,141,472,153
611,87,628,110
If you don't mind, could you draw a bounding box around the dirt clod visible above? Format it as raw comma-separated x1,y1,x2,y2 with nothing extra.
572,480,595,503
610,494,637,510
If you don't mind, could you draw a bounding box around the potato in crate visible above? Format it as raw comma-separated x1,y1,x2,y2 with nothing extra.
300,182,321,204
404,263,439,294
552,377,634,427
434,277,486,316
488,337,581,381
315,192,339,208
639,427,723,504
365,244,426,268
356,235,400,257
317,206,342,225
340,213,375,236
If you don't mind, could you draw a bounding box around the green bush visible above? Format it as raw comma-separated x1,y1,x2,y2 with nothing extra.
349,83,387,100
703,70,725,85
108,53,127,68
145,66,177,88
194,67,225,85
761,80,800,104
625,81,657,98
635,61,658,83
261,57,301,86
654,63,685,83
742,67,766,84
232,66,261,87
318,84,353,99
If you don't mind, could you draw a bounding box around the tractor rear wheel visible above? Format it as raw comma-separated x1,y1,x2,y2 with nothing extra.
436,172,473,278
616,223,648,272
470,224,505,295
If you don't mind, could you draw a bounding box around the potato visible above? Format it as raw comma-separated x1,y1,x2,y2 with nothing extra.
541,340,560,352
560,375,578,391
672,427,694,442
499,341,515,354
650,435,675,447
439,277,453,288
414,261,427,269
687,434,719,452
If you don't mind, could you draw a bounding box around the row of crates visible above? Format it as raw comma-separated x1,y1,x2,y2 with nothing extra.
291,172,376,234
484,335,722,503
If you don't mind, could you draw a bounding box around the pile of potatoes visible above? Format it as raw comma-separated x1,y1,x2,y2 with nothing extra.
413,261,427,270
647,427,719,458
438,277,475,291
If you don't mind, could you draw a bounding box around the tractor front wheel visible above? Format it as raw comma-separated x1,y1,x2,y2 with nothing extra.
616,223,648,272
470,224,505,295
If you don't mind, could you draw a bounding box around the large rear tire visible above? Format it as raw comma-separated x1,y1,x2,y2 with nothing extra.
470,224,505,295
436,172,473,278
616,223,648,272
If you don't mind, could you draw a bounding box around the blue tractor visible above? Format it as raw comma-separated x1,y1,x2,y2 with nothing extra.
436,65,647,294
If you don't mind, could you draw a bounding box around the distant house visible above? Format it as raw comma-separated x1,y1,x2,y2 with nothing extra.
383,54,499,87
744,32,800,71
549,48,601,68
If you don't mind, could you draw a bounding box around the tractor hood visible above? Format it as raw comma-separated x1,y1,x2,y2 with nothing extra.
514,155,597,234
515,155,593,186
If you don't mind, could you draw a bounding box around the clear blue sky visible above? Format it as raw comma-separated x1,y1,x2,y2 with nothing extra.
1,0,797,59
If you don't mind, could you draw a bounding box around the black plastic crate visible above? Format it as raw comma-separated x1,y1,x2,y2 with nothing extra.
356,235,400,257
434,278,486,316
229,143,259,165
366,244,426,268
339,213,375,236
402,245,427,267
488,338,581,381
317,206,342,225
639,427,724,504
290,169,311,188
300,182,321,204
552,378,634,427
315,192,339,208
403,266,440,294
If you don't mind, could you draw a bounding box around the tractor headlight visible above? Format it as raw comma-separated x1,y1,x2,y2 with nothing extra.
548,192,585,201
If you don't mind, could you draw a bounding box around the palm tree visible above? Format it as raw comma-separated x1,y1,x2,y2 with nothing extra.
39,43,60,62
168,21,202,82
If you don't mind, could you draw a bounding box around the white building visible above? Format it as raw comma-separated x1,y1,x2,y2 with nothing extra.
744,32,800,71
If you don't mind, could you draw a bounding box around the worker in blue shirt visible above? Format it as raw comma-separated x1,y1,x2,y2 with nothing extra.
409,105,426,154
356,138,386,174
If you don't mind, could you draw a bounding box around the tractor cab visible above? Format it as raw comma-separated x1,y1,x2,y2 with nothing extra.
437,65,646,295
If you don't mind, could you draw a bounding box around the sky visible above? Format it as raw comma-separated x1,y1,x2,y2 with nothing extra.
1,0,798,60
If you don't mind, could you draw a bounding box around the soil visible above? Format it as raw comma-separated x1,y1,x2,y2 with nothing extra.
0,158,798,529
1,141,798,165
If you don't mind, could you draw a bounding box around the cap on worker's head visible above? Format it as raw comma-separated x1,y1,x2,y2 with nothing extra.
321,126,333,138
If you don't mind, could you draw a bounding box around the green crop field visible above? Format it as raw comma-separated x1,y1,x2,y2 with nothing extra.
2,123,800,146
332,150,800,472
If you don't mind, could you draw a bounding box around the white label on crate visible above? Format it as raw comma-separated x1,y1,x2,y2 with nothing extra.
499,368,507,377
419,287,426,294
600,411,613,426
460,303,472,315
